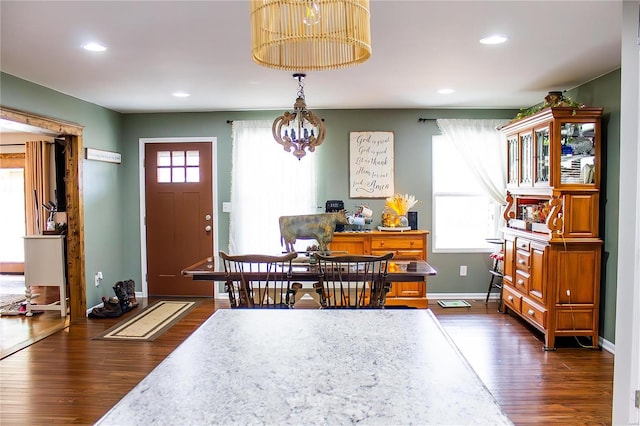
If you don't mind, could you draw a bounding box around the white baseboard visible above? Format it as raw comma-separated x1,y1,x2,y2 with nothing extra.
599,337,615,354
86,301,104,316
427,292,499,301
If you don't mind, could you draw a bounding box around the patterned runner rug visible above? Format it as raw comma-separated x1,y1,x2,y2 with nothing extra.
93,300,199,341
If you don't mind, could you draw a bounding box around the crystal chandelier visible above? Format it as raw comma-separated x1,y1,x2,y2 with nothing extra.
272,73,326,160
250,0,371,71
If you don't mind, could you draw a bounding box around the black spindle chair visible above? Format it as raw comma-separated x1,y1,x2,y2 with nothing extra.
313,252,394,308
219,251,302,308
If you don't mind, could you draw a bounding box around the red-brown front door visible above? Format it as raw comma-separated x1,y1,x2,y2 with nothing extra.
145,142,213,296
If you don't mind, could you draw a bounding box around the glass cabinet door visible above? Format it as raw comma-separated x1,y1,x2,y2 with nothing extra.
535,127,550,185
507,135,519,186
559,121,596,185
520,132,533,186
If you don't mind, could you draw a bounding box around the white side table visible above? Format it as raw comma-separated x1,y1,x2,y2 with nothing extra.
23,235,67,317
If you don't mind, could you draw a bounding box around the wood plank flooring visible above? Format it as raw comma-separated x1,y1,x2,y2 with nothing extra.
0,298,613,425
1,285,68,359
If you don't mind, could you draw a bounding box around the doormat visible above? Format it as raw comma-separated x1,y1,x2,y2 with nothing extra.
437,300,471,308
93,300,199,341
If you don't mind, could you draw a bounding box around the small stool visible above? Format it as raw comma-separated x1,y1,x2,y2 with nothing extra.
485,239,504,309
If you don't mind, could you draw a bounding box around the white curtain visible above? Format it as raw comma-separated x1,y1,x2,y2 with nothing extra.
436,119,509,205
229,120,317,254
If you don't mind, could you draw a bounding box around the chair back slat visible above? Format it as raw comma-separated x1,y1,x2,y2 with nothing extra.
219,251,301,308
313,252,394,308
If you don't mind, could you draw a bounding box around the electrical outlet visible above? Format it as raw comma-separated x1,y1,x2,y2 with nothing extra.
460,265,467,276
95,272,103,287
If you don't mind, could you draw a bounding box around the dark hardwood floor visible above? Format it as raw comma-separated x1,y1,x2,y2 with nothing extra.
1,284,68,359
0,298,613,425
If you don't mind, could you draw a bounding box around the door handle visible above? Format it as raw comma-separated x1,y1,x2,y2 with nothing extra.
205,214,212,221
205,225,212,232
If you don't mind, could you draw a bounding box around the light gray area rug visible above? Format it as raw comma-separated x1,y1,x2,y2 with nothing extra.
0,275,26,312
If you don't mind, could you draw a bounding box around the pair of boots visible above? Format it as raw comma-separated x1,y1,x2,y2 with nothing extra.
88,279,138,318
89,296,123,318
113,280,139,311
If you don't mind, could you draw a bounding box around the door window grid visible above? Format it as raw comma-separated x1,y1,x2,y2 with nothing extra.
157,150,199,183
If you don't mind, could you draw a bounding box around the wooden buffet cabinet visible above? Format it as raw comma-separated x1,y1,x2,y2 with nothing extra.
328,230,430,308
500,107,603,350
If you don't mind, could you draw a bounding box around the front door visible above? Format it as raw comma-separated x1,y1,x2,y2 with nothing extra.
145,142,213,296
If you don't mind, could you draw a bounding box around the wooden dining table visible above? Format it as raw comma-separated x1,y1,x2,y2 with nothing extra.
95,309,512,425
182,256,437,283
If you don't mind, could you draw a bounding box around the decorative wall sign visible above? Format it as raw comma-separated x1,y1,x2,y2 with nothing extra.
85,148,121,164
349,131,394,198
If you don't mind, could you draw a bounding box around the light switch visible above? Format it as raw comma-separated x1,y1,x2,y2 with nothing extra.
222,202,232,213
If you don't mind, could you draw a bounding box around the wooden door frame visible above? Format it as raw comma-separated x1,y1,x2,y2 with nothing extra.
138,137,218,298
0,106,86,321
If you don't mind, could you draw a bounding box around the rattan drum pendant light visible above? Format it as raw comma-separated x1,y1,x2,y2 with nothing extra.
250,0,372,71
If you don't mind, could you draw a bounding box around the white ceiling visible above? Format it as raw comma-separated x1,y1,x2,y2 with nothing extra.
0,1,623,114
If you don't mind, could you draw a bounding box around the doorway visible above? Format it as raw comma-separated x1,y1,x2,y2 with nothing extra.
0,107,85,320
0,107,84,358
140,138,217,297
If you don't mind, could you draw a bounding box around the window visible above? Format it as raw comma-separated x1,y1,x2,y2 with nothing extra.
229,120,317,254
0,165,26,263
432,135,502,252
156,150,200,183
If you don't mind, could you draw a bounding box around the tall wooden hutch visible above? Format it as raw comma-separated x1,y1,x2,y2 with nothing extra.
500,107,603,350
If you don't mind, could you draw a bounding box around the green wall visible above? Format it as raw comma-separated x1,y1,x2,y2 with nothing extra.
121,109,516,298
0,72,125,307
1,70,621,344
566,69,621,343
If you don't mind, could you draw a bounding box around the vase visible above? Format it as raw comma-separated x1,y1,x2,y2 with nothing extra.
398,215,409,227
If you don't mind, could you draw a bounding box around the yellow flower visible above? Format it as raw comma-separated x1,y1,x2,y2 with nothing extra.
385,193,419,216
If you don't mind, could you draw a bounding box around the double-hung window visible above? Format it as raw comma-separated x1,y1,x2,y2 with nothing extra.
432,119,508,252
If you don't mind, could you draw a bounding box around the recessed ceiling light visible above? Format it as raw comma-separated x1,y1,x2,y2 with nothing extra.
82,42,107,52
172,92,190,98
437,88,455,95
479,35,508,45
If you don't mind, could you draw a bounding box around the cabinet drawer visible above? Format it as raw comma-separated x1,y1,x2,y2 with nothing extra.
372,249,423,260
515,250,530,271
555,309,595,331
515,239,530,251
522,299,547,328
371,238,424,251
393,282,425,297
514,270,529,292
502,286,522,312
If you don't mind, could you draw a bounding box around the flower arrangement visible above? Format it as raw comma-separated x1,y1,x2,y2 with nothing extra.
382,193,419,227
385,193,419,216
513,92,584,121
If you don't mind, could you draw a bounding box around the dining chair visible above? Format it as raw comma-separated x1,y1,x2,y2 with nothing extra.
313,252,394,308
219,251,302,308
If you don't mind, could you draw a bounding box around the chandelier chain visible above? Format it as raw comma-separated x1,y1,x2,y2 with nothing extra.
295,74,305,99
